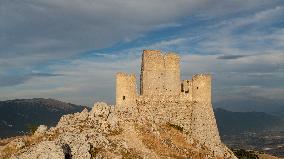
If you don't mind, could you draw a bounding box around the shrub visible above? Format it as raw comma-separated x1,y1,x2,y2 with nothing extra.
233,149,259,159
26,124,39,135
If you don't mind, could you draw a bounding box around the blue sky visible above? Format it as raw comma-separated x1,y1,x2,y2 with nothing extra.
1,0,284,112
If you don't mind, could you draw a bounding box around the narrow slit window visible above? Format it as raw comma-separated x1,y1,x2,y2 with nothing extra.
123,96,126,100
197,87,199,89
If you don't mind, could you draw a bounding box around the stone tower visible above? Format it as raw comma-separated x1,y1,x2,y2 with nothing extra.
192,74,211,103
115,73,137,107
140,50,180,96
164,53,180,96
190,74,221,148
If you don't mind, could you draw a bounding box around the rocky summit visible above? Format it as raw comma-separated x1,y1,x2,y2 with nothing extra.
0,102,236,159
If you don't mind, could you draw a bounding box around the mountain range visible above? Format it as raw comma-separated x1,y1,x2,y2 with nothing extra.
214,108,284,135
0,98,88,138
0,98,283,138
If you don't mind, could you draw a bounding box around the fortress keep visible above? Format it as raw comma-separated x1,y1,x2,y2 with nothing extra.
115,50,221,154
116,50,211,105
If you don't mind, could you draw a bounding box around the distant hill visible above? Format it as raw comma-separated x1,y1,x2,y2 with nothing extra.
214,108,284,135
1,99,283,139
0,98,89,138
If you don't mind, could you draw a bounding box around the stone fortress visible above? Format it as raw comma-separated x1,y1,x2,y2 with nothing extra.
0,50,237,159
115,50,222,154
116,50,212,105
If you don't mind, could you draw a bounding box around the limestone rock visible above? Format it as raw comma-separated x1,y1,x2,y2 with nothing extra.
10,138,25,149
57,133,91,159
91,102,110,119
11,141,64,159
34,125,48,136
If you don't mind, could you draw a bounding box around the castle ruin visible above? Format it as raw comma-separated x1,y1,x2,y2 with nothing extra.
116,50,212,105
115,50,221,153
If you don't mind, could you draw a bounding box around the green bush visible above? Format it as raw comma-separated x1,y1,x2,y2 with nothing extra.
26,124,39,135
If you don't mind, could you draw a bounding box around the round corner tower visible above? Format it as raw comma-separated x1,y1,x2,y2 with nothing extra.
190,74,221,149
116,72,137,107
192,74,211,103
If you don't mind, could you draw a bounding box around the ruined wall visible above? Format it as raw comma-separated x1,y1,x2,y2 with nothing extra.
164,53,180,95
190,102,221,152
181,80,192,101
192,74,211,103
116,73,137,108
115,50,223,154
140,50,180,96
190,74,221,150
140,50,164,96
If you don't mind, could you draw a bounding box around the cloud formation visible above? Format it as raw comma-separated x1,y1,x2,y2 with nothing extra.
0,0,284,111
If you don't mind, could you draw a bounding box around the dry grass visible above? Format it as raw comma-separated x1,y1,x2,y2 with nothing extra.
138,124,210,159
0,144,17,159
0,129,60,159
257,153,283,159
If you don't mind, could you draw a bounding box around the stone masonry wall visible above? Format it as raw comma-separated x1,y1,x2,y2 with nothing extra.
190,102,222,153
140,50,164,96
181,80,193,101
115,73,137,108
192,74,211,103
140,50,180,96
164,53,180,95
116,50,222,154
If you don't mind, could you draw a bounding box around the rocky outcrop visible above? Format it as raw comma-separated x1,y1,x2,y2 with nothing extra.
0,102,237,159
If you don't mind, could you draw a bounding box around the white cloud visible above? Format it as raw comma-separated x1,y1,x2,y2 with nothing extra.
1,0,284,110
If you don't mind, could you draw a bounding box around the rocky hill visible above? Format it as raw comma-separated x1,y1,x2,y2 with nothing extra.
0,102,237,159
0,98,88,138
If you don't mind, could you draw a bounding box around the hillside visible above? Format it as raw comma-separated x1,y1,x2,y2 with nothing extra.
0,98,88,138
0,102,237,159
1,98,283,139
214,108,284,135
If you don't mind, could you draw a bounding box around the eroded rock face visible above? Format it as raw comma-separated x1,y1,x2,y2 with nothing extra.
11,141,64,159
3,102,237,159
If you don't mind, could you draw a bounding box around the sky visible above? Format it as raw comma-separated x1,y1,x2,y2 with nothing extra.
1,0,284,112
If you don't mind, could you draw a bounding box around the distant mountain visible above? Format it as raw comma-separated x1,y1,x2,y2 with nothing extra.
214,98,284,114
214,108,284,135
272,107,284,118
1,99,283,139
0,98,89,138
